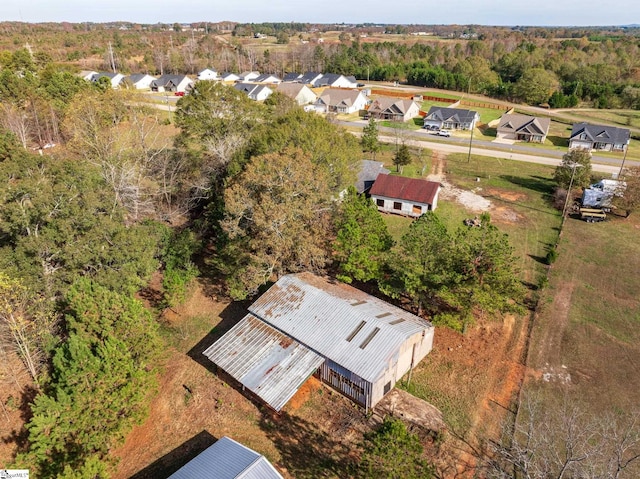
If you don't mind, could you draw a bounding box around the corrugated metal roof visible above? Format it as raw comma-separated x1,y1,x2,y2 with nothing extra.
249,273,433,383
369,174,441,206
168,436,283,479
203,314,324,411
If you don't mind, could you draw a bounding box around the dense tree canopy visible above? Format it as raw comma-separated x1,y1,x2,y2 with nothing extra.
380,213,524,331
221,147,334,299
358,417,434,479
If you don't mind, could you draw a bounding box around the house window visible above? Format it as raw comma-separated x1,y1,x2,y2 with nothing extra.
393,202,402,210
376,199,384,207
412,205,422,215
383,381,391,395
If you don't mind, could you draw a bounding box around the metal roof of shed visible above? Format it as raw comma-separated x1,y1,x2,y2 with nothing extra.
203,314,324,411
369,173,441,206
249,273,432,383
168,436,283,479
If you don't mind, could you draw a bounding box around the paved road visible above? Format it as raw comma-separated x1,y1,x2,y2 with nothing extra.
340,119,637,176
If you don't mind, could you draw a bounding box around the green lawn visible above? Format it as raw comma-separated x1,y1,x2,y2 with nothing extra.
378,152,561,287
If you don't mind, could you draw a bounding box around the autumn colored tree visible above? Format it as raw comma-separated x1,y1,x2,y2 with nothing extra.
221,147,333,299
614,166,640,218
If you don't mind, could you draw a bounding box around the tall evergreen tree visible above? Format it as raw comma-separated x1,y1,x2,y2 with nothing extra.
334,186,393,284
361,117,380,160
393,143,412,173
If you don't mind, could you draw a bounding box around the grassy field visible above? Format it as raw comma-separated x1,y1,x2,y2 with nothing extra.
527,214,640,410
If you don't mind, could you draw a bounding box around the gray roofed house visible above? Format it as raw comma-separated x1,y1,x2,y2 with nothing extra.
356,160,390,194
239,71,260,82
168,436,283,479
314,73,358,88
423,106,480,130
204,273,434,411
220,72,241,82
197,68,218,81
90,72,125,89
315,88,368,114
569,122,630,152
297,71,323,85
253,73,281,84
367,98,421,122
150,74,193,93
282,72,302,82
125,73,155,90
233,82,273,101
496,113,550,143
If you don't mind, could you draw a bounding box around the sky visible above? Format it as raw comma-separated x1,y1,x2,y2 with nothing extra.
1,0,639,26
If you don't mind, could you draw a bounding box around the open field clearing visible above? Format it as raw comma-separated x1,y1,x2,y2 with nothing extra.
527,213,640,410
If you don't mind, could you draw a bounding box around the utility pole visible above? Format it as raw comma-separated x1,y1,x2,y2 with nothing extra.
561,162,582,227
617,139,630,179
108,42,116,73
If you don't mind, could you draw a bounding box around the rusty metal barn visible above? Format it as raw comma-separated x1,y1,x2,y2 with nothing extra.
203,273,434,412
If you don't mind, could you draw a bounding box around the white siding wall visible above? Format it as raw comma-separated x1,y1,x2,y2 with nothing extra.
369,328,435,407
371,195,432,217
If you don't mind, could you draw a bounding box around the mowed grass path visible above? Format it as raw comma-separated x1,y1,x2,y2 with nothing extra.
528,214,640,411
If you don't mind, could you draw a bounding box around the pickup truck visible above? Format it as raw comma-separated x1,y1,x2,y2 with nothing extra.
435,130,450,137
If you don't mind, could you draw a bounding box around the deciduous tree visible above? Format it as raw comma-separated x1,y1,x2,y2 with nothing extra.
221,148,333,299
614,166,640,218
553,148,592,190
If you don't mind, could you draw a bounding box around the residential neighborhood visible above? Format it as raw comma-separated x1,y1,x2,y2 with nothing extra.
2,17,640,479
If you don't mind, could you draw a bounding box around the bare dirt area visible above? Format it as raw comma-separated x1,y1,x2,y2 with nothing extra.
407,313,529,477
428,153,521,224
113,281,370,479
0,353,34,467
527,281,575,376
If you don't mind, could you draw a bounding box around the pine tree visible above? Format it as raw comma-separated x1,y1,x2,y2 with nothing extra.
361,117,380,160
334,186,393,284
393,143,412,173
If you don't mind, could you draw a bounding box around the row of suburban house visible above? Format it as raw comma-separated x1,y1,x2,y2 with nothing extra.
81,68,358,92
82,71,631,153
423,105,631,153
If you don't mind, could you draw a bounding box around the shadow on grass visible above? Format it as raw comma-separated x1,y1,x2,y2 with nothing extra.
260,410,355,479
500,174,556,196
187,300,251,371
547,135,569,147
130,430,217,479
528,254,549,265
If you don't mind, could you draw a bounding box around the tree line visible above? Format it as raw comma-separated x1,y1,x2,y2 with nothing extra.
2,24,640,107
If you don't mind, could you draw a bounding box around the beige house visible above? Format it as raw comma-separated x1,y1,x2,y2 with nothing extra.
315,88,368,114
496,113,550,143
276,82,317,105
368,98,421,122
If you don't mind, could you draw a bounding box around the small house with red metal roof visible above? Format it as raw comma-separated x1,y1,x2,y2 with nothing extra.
369,174,442,217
